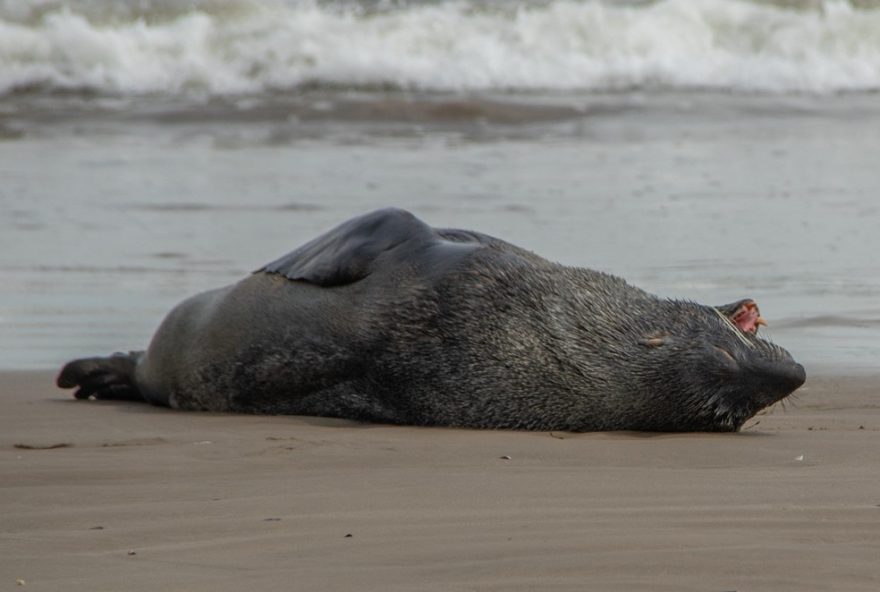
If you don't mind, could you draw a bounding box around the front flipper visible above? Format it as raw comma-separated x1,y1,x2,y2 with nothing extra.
716,299,767,334
258,208,436,287
257,208,500,288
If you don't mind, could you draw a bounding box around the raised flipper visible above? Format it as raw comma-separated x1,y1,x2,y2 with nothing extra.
56,352,144,401
258,208,435,286
258,208,497,287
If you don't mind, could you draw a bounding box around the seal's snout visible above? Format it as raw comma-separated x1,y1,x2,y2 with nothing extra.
744,358,806,399
788,362,807,390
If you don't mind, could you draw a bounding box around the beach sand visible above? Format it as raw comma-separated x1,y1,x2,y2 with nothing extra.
3,370,878,591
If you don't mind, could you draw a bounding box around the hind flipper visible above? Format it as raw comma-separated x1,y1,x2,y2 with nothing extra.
56,352,144,401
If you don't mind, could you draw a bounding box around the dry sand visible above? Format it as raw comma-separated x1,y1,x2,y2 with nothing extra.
2,371,878,591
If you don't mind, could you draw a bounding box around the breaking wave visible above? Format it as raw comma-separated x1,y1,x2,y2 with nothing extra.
2,0,880,96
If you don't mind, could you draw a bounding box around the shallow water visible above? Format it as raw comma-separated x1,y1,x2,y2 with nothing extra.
2,90,879,373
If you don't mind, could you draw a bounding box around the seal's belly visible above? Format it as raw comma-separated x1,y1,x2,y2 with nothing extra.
138,274,368,411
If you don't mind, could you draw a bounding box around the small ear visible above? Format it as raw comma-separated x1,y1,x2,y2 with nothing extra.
640,333,667,348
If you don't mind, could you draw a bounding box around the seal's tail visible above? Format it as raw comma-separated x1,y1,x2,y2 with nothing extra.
56,352,145,401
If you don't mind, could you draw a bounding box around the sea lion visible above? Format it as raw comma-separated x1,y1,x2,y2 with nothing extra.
57,208,805,432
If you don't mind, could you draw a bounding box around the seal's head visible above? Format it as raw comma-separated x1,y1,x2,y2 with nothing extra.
639,299,805,432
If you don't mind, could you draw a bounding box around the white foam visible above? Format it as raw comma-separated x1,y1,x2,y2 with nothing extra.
2,0,880,95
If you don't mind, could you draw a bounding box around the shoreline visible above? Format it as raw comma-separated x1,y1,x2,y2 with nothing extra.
7,90,880,136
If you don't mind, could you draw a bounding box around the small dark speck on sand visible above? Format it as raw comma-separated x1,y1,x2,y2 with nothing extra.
264,518,281,522
14,443,72,450
127,550,136,556
89,526,104,530
344,533,353,538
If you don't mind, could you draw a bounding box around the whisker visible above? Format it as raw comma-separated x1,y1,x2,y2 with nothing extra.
713,308,754,348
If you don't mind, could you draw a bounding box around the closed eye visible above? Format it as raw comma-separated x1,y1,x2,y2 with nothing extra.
714,346,737,367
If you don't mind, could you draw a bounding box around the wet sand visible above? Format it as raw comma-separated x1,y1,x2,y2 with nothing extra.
3,370,878,591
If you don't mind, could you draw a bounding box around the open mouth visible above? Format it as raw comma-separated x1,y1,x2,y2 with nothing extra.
730,300,767,334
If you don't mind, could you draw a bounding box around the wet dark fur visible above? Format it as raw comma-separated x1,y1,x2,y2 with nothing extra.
58,208,805,432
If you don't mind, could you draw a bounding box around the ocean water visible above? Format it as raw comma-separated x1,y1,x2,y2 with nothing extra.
1,0,879,374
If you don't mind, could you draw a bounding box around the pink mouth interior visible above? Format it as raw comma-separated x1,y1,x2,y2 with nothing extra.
731,302,764,334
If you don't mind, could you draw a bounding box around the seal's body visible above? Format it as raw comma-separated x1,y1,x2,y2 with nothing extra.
58,209,805,432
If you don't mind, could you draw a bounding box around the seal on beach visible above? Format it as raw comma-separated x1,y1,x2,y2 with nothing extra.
57,208,805,432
